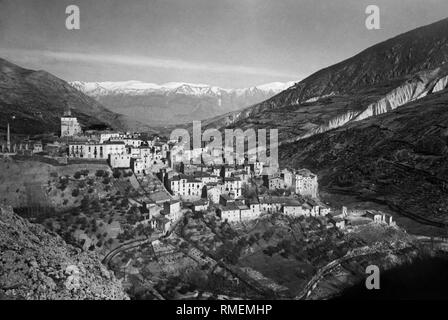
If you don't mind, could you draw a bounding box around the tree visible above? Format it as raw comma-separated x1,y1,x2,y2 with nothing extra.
80,197,90,210
179,162,185,174
113,169,122,179
96,170,105,177
71,189,80,197
120,198,129,208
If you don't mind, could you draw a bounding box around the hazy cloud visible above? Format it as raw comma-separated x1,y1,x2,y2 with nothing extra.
0,48,297,78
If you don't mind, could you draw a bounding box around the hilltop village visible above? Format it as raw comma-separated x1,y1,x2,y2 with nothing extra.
1,110,396,233
0,110,402,299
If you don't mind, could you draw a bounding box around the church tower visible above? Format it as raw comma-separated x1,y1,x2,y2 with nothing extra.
61,107,82,137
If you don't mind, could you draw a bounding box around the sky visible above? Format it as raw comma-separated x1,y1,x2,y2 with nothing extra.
1,0,448,88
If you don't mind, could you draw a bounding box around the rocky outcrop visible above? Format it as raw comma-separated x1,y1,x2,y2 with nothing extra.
0,206,129,300
432,74,448,93
299,66,448,140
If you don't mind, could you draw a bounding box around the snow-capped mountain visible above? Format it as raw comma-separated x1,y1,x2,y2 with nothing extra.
70,80,296,126
70,80,295,97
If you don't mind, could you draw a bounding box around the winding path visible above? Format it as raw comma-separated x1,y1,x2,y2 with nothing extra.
294,245,405,300
102,237,152,265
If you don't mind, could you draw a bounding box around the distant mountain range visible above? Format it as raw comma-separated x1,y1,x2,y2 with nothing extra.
70,80,296,126
0,58,151,136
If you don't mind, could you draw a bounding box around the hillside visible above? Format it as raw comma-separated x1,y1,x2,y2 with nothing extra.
196,17,448,232
207,18,448,142
0,205,129,300
0,58,152,135
71,81,296,126
280,88,448,229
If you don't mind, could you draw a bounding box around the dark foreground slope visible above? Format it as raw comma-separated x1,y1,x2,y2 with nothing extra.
0,206,129,299
0,58,151,135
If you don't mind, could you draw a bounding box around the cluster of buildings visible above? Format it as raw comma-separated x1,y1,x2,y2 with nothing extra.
133,199,184,235
327,206,396,230
215,195,330,223
265,168,318,198
0,122,43,156
2,109,399,235
160,141,326,223
65,126,170,176
164,164,246,202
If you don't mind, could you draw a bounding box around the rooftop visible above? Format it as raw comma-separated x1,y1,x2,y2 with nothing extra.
220,203,240,211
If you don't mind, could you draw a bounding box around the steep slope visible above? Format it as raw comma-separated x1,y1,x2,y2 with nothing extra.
0,58,151,135
71,81,296,126
274,17,448,104
280,88,448,229
0,206,128,300
207,18,448,141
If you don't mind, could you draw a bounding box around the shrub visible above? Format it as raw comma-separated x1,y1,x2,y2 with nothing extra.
102,177,111,185
71,189,80,197
120,198,129,207
113,169,122,179
415,137,447,156
74,171,82,179
80,197,90,210
57,182,67,191
96,170,105,177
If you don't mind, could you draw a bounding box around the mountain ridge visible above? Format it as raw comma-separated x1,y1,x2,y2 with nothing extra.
71,80,297,126
0,57,152,135
70,80,296,97
205,17,448,143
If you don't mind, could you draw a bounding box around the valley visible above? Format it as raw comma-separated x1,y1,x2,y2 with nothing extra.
71,81,296,126
2,11,448,302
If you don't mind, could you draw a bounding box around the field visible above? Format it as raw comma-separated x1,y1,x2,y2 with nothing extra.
0,158,158,253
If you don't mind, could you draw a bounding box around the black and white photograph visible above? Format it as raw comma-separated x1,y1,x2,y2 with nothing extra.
1,0,448,309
